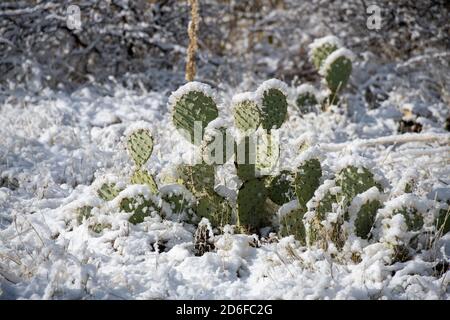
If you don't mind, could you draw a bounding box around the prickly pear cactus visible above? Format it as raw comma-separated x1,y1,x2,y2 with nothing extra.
265,170,295,206
126,129,154,167
233,97,261,133
237,178,269,230
336,166,380,208
131,169,158,194
120,195,159,224
176,163,215,196
196,193,233,228
235,136,257,181
257,80,288,130
278,200,306,245
309,36,340,70
321,50,352,95
170,84,219,145
97,183,122,201
295,159,322,211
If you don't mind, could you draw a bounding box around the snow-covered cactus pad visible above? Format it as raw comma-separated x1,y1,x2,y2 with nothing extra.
309,35,341,70
319,48,353,95
278,200,306,244
159,184,195,218
336,165,380,208
265,170,295,206
295,84,318,114
256,79,288,130
347,187,383,239
176,163,215,197
232,93,261,133
295,158,322,212
115,185,161,224
126,128,154,168
169,82,219,145
237,178,269,230
97,183,122,201
131,169,158,194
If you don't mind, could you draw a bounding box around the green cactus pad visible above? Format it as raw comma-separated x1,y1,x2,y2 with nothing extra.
172,91,219,145
120,195,159,224
265,170,295,206
323,55,352,94
131,169,158,194
126,129,154,167
260,88,288,130
295,159,322,211
235,136,257,181
311,42,338,70
176,164,215,196
336,166,380,208
354,199,381,239
196,193,233,228
97,183,122,201
160,184,194,218
237,178,269,230
233,99,261,133
279,210,306,245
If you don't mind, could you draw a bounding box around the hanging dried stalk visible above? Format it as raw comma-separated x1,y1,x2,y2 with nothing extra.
185,0,199,82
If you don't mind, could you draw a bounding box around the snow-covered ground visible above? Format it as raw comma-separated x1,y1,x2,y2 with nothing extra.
0,55,449,299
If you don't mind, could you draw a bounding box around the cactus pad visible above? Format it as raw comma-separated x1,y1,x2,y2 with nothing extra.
172,90,219,145
120,195,159,224
323,55,352,94
265,170,295,206
296,91,318,114
295,159,322,211
237,178,269,229
336,166,380,207
76,206,93,224
131,169,158,194
310,42,338,70
97,183,122,201
393,207,424,231
259,88,288,130
354,199,381,239
233,99,261,133
279,204,307,245
126,129,154,167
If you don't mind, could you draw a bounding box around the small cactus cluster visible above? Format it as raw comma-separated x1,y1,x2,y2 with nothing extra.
295,36,354,113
